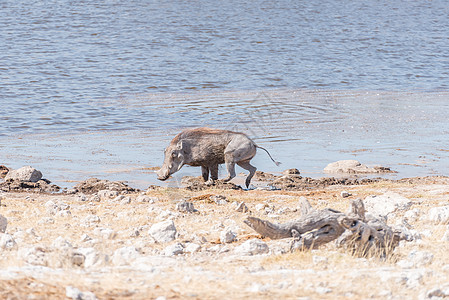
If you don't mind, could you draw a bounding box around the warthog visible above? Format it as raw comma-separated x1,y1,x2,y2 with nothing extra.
157,127,280,188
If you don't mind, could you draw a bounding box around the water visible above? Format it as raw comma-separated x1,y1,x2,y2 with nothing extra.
1,1,448,189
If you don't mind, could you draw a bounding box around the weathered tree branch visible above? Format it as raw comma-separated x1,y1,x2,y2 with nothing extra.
244,198,407,256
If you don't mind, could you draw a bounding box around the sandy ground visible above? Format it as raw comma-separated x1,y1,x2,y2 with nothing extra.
0,176,449,299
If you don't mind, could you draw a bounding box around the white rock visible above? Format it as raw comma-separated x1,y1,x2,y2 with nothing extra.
0,233,17,250
66,286,97,300
210,195,228,205
120,196,131,205
426,206,449,224
235,239,269,256
82,215,101,227
4,166,42,182
52,236,73,249
97,190,119,200
255,203,268,211
403,208,422,223
164,243,184,256
21,246,48,266
220,228,236,244
184,243,201,253
364,192,412,218
176,200,196,213
426,286,449,298
93,228,117,240
77,247,109,268
324,160,391,174
0,214,7,233
111,246,140,266
235,202,249,213
397,250,434,268
149,220,177,243
136,194,156,203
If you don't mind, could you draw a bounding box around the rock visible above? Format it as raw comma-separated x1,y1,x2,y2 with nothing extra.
235,239,269,256
426,206,449,224
425,286,449,298
97,190,119,200
235,201,249,213
45,200,70,215
77,248,109,268
403,208,422,223
210,195,228,205
283,168,300,175
21,246,49,266
397,250,434,268
136,194,157,203
0,165,9,178
149,220,177,243
66,286,97,300
82,215,101,227
220,228,237,244
0,214,7,233
93,227,117,240
164,243,184,256
176,200,197,213
364,192,412,218
255,203,268,212
184,243,201,253
4,166,42,182
73,178,137,194
0,233,17,250
324,160,394,174
111,246,140,266
340,191,351,198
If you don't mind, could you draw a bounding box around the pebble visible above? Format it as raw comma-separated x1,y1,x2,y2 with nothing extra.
235,202,249,213
149,220,177,243
0,233,17,250
184,243,201,253
340,191,351,198
220,228,236,244
66,286,97,300
164,243,184,256
210,195,228,205
234,239,269,256
111,246,141,266
176,200,197,213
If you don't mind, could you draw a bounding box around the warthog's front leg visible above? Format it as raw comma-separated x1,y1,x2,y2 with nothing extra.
204,165,218,186
201,166,209,182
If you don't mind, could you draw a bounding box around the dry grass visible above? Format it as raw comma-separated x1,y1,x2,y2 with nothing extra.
0,178,448,299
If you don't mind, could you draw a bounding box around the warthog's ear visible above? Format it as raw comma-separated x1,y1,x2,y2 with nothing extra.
176,140,183,150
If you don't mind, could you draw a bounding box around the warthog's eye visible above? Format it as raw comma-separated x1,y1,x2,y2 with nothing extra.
171,152,177,158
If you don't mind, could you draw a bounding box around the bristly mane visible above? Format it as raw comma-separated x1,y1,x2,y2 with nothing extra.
171,127,246,144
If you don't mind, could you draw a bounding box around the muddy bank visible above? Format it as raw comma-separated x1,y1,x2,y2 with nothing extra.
1,164,448,194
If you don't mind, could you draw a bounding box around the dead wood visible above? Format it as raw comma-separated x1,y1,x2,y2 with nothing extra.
244,198,407,255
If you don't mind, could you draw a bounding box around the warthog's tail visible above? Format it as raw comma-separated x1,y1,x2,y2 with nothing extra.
255,145,281,166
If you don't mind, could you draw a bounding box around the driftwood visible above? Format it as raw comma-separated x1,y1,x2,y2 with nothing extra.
244,198,406,256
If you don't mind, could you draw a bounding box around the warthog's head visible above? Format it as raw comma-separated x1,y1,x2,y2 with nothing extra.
157,141,185,181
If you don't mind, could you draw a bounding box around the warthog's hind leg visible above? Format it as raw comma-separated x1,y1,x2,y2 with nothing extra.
237,160,257,188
